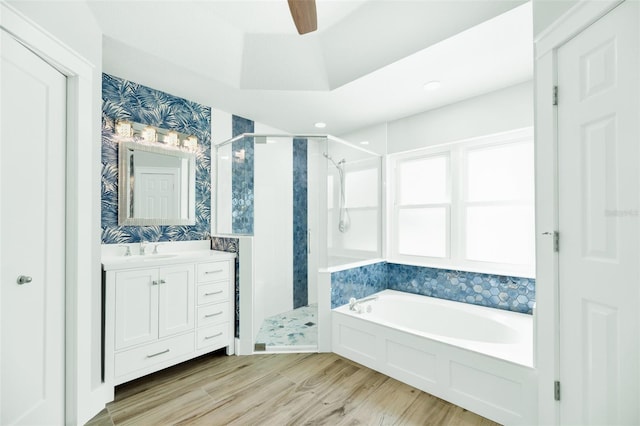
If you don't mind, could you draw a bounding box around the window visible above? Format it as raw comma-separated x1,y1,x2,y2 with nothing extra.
390,128,535,277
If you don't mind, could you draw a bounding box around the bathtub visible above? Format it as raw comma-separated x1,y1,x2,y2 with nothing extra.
332,289,537,425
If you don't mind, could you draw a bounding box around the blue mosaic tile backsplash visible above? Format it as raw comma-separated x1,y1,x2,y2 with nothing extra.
293,138,308,309
331,262,535,314
210,236,240,338
101,73,211,244
231,116,254,234
386,263,535,314
331,262,388,309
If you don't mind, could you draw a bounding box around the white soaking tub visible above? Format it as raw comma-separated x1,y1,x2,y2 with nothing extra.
332,289,537,425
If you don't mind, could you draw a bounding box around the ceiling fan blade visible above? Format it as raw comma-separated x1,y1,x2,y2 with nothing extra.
288,0,318,35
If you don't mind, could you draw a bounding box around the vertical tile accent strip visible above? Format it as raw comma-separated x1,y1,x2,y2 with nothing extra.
293,138,308,308
101,73,211,244
231,116,254,234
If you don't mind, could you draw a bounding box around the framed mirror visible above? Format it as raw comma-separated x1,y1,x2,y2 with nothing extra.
118,141,196,226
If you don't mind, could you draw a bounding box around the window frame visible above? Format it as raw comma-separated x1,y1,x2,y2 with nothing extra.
388,127,535,278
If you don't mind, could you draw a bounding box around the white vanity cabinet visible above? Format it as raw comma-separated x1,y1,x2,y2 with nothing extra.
103,251,235,386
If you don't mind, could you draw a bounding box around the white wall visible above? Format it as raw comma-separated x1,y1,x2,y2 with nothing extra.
532,0,579,37
3,1,106,424
387,80,534,153
252,123,293,340
211,109,233,235
338,122,388,155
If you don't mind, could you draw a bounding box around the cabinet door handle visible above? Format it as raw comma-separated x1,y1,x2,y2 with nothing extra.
146,348,170,358
152,280,159,286
205,311,223,318
160,279,166,284
205,269,224,274
204,332,223,340
204,290,224,296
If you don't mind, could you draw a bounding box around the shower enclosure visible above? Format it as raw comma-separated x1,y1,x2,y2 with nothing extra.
215,134,381,353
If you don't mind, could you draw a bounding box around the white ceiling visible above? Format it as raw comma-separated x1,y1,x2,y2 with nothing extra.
89,0,533,135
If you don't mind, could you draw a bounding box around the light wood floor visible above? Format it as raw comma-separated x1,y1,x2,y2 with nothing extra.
86,351,500,426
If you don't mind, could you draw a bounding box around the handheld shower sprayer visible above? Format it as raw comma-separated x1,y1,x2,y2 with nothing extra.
323,152,351,233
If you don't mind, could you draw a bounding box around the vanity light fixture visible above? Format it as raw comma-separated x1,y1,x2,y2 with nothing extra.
113,119,198,152
115,120,133,138
164,131,179,146
314,122,327,129
183,135,198,150
141,126,157,143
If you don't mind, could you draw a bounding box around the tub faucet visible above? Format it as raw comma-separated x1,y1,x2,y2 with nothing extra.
349,295,379,312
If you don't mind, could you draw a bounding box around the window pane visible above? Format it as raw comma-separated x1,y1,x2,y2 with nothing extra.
399,155,448,205
346,168,378,208
466,142,534,202
398,207,447,258
465,205,535,265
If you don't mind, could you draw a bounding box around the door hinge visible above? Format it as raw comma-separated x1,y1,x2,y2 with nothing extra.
554,381,561,401
553,86,559,106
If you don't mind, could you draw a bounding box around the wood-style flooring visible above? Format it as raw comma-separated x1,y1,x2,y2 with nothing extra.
86,351,500,425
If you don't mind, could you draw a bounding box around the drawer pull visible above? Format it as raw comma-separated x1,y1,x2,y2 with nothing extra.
204,290,224,296
205,269,224,274
205,311,223,318
204,332,223,340
146,349,170,358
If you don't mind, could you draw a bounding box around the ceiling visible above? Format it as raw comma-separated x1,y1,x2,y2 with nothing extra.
88,0,532,135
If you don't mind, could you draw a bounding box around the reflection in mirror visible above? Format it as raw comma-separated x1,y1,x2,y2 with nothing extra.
118,142,196,226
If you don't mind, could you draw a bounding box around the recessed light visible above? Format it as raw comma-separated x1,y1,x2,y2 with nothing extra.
360,141,370,145
314,122,327,129
423,80,441,91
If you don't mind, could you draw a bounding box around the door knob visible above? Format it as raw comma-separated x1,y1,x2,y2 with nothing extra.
17,275,32,285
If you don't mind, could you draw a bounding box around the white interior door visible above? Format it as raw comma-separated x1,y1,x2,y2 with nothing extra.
0,31,66,424
558,1,639,424
134,167,180,218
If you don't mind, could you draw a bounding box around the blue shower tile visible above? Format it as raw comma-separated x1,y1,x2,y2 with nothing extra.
293,138,308,309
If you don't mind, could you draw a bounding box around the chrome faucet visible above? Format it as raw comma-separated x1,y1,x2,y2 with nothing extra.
348,295,379,312
118,245,131,257
139,241,149,255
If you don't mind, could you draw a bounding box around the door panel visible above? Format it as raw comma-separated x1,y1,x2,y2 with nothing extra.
0,32,66,424
114,269,159,350
159,265,195,338
558,1,639,424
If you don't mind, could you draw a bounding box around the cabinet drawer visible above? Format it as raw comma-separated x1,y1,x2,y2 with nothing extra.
197,323,229,350
197,282,228,305
197,261,229,283
114,332,194,379
197,302,230,327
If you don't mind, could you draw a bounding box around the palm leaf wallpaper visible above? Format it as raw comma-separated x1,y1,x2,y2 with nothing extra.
101,73,211,243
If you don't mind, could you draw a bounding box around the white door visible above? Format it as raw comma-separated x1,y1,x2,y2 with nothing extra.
114,269,159,350
558,1,639,424
134,167,179,218
158,264,195,338
0,32,66,424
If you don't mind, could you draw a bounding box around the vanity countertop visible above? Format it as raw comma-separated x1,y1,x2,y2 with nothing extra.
102,249,236,271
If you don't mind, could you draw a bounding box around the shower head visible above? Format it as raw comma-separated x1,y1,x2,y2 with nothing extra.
323,152,346,169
